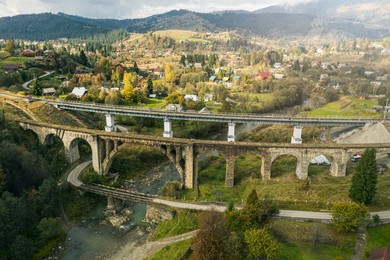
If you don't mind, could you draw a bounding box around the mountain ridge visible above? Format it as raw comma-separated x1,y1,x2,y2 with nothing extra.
0,6,388,41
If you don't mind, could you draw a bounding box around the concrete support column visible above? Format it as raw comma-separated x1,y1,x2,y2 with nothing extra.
105,140,114,160
105,114,117,132
163,117,173,138
261,155,272,180
225,157,235,187
291,125,302,144
296,157,309,179
227,122,236,142
107,197,117,210
184,145,196,189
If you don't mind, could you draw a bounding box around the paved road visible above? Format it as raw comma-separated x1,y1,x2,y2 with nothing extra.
22,70,55,90
67,160,390,221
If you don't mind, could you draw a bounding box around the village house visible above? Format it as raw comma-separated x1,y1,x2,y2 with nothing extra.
71,87,88,98
3,64,21,73
203,94,214,102
256,72,271,80
184,94,199,102
42,87,56,96
166,104,183,112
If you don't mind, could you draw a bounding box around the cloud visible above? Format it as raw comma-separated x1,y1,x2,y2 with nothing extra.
0,0,315,19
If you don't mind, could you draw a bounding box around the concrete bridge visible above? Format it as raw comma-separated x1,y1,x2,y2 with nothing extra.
20,121,390,189
49,100,387,142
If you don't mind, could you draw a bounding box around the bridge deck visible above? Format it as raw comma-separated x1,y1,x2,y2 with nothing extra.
50,100,386,126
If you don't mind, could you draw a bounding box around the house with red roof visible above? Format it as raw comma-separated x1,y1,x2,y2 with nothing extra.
256,72,271,80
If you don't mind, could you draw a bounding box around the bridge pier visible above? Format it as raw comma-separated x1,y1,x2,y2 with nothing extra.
184,145,196,189
261,155,272,180
163,118,173,138
227,122,236,142
291,125,302,144
225,156,235,187
105,114,117,132
296,157,309,179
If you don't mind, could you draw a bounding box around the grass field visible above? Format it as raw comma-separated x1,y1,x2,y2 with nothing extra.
271,220,355,259
180,155,390,211
0,56,34,67
148,239,192,260
38,72,63,88
152,210,199,240
364,224,390,258
304,96,380,118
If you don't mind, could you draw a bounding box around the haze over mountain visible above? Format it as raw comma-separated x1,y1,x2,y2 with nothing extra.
0,0,388,41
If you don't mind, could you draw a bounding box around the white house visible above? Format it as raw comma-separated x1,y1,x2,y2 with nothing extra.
204,94,214,102
71,87,88,98
184,94,199,102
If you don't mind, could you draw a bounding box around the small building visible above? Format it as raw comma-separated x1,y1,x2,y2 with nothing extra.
209,76,217,82
21,50,34,56
199,107,211,114
222,77,230,82
194,63,202,68
3,64,20,73
42,87,56,96
204,94,214,102
357,93,369,100
274,73,285,80
256,72,271,80
166,104,183,112
184,94,199,102
74,66,93,74
71,87,88,98
149,94,157,98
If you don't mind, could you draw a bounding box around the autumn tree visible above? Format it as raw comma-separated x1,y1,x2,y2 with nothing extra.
123,72,137,102
164,64,175,84
332,202,369,232
4,40,15,55
192,210,229,260
349,148,378,205
244,228,279,259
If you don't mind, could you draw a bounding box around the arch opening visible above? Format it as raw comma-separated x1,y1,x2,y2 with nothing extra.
308,154,333,177
108,145,178,190
234,152,262,184
271,154,298,179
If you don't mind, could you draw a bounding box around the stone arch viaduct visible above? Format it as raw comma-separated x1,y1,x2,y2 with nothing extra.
20,121,390,189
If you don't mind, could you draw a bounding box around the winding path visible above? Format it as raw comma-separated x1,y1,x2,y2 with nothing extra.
22,70,55,90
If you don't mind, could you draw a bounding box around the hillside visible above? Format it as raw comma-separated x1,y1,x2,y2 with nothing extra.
0,8,388,41
255,0,390,28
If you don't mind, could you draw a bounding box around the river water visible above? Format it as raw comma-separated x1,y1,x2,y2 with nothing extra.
59,162,180,260
59,123,258,259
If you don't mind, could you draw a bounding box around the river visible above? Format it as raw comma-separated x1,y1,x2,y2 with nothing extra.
59,123,258,259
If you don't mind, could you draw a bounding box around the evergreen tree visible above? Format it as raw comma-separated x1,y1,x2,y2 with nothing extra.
31,79,43,96
79,50,88,66
147,76,153,95
179,55,186,66
349,148,378,205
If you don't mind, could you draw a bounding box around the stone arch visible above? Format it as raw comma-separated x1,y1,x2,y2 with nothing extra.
270,153,300,179
64,137,93,164
101,142,184,185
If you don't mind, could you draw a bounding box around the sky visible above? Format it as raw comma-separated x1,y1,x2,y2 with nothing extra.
0,0,314,19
